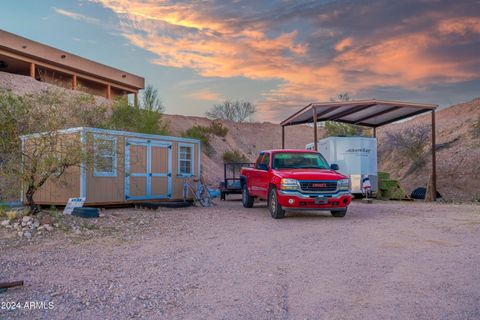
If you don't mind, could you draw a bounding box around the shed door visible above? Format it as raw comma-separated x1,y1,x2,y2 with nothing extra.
125,139,172,200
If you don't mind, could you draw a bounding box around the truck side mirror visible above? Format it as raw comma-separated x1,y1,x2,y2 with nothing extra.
330,164,339,171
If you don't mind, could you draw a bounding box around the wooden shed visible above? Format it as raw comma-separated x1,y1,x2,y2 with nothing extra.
20,127,201,206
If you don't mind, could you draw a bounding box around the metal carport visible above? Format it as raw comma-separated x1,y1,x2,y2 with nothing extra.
280,99,438,201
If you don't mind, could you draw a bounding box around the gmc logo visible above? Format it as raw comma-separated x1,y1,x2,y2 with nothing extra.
312,183,327,188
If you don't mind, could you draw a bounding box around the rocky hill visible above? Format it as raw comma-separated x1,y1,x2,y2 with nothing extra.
1,71,479,201
378,98,480,201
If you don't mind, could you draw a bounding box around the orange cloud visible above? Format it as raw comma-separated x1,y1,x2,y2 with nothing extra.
186,89,222,101
335,37,353,52
90,0,480,121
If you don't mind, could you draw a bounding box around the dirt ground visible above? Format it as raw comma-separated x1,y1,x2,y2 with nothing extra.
1,199,480,320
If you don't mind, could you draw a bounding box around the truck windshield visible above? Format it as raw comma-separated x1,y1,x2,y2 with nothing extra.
272,152,329,170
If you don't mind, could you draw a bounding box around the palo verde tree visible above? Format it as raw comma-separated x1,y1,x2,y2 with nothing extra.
0,90,102,213
109,84,168,135
205,99,256,122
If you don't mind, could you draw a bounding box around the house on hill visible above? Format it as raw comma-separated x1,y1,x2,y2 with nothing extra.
0,29,144,103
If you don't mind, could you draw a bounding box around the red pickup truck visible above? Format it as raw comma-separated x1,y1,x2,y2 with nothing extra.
240,149,352,219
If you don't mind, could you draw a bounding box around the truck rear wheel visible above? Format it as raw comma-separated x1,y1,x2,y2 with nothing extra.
330,208,347,218
242,184,254,208
268,187,285,219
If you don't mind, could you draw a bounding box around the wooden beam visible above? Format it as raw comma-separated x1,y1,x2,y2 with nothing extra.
313,108,318,151
432,110,437,201
373,127,376,138
29,63,35,78
106,84,112,99
72,74,77,90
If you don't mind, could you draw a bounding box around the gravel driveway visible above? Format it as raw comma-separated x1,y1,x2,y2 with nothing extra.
1,199,480,319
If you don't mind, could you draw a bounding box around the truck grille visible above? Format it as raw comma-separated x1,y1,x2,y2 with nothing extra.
300,181,337,193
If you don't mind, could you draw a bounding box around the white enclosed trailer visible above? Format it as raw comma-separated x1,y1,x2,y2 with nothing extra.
306,137,378,194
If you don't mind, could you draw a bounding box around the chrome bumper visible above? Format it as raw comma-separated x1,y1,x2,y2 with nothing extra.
279,190,351,199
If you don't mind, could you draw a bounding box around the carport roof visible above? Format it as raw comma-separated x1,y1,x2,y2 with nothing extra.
280,99,437,128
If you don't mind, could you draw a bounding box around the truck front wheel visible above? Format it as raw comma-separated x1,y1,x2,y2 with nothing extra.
330,208,347,218
242,184,254,208
268,187,285,219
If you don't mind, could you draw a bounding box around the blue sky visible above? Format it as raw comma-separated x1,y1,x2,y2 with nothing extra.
1,0,479,122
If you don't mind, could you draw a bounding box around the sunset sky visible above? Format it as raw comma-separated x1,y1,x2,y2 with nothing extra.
1,0,480,122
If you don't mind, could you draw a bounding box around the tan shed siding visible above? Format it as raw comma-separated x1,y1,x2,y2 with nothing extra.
150,145,169,173
129,145,147,174
34,166,80,204
85,133,125,204
29,132,81,204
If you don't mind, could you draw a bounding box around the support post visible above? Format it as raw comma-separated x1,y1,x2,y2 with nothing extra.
29,63,35,78
373,127,376,138
281,125,285,149
72,74,77,90
313,108,318,151
134,93,139,108
106,84,111,99
432,110,437,201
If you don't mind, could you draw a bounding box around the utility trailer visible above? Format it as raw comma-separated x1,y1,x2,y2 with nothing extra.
219,162,254,200
306,136,378,195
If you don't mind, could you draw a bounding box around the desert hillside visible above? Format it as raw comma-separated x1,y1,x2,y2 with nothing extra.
1,71,479,201
378,98,480,201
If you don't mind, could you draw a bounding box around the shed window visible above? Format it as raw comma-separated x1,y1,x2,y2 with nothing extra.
93,135,116,177
178,144,194,176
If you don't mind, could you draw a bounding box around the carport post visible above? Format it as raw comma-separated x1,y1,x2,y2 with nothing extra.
281,125,285,149
373,127,376,138
313,107,318,151
432,110,437,201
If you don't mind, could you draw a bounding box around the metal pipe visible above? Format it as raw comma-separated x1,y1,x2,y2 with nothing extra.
432,110,437,201
281,125,285,149
313,108,318,151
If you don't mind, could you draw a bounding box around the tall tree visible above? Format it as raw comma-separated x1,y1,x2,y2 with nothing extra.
205,100,256,122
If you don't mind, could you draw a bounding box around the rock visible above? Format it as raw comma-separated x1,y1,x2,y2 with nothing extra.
17,231,23,237
22,216,32,223
31,221,40,229
44,224,53,231
40,216,53,225
13,222,19,229
1,220,10,226
23,231,32,239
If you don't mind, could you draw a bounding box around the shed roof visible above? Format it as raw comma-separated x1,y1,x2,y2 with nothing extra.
280,99,437,128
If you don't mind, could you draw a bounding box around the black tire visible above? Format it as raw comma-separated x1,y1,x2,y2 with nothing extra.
330,208,347,218
242,184,254,208
268,187,285,219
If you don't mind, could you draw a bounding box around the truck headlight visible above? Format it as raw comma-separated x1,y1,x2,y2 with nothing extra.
280,178,299,190
337,179,350,190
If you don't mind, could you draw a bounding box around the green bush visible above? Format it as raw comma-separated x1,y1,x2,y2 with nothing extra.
223,150,248,163
324,121,370,137
209,120,228,137
472,116,480,139
109,97,168,135
182,125,214,156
